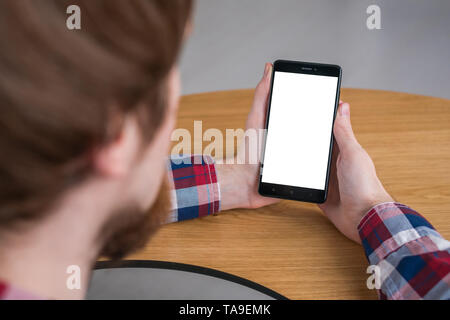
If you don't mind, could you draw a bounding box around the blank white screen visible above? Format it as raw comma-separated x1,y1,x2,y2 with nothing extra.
261,71,338,190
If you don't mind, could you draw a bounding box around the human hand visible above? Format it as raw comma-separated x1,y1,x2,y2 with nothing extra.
319,101,393,243
216,63,280,210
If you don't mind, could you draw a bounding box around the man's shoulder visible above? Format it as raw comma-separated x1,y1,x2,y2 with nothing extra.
0,280,43,300
0,280,7,299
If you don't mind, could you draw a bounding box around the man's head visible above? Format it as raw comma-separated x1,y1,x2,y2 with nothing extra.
0,0,192,259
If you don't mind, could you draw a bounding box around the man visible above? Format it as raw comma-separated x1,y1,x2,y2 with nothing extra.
0,0,448,300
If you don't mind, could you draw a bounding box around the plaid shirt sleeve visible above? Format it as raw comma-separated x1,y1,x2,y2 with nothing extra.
358,202,450,299
164,154,220,223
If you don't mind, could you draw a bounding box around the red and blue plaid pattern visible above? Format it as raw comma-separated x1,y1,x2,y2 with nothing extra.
358,202,450,299
165,154,220,223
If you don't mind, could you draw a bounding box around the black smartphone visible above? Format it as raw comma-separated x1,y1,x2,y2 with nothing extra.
258,60,342,203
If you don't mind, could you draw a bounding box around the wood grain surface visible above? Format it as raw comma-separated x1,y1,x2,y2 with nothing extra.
126,88,450,299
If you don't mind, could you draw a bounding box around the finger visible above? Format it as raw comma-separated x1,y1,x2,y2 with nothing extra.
333,102,358,152
329,139,340,193
252,63,272,111
320,139,340,208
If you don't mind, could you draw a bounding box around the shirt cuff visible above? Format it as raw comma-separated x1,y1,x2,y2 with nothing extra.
357,202,438,266
165,154,220,223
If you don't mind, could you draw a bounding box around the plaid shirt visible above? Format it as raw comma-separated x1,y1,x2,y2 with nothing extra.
358,202,450,299
165,155,220,223
0,155,448,299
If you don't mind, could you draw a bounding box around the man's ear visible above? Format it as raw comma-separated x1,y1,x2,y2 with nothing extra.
92,116,141,178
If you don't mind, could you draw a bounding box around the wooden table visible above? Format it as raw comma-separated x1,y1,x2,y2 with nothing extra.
128,88,450,299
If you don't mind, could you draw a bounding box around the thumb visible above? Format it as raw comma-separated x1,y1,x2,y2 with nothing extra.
252,63,272,109
333,102,359,151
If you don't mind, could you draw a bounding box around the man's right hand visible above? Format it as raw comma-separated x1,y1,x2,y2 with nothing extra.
319,101,393,243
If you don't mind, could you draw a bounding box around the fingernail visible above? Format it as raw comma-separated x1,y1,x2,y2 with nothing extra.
340,103,350,116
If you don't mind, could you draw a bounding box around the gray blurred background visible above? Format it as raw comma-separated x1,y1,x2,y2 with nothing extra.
179,0,450,99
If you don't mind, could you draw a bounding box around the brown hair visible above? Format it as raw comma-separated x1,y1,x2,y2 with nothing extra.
0,0,192,226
